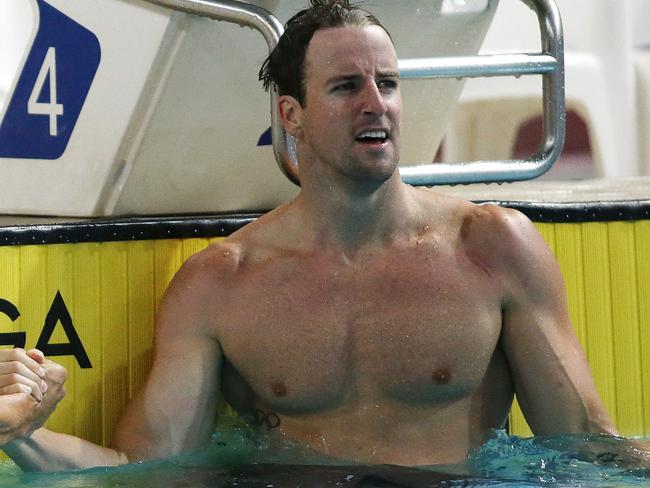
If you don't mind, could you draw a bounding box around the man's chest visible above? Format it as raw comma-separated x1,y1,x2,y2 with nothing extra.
217,246,504,412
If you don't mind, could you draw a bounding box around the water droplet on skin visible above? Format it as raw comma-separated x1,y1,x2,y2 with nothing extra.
223,250,231,256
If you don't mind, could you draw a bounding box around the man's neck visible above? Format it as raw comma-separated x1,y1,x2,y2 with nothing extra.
296,173,419,257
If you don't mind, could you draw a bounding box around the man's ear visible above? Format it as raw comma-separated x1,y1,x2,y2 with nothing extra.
279,95,303,138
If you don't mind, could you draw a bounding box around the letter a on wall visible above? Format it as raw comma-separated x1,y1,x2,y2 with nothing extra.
0,0,101,159
36,291,92,368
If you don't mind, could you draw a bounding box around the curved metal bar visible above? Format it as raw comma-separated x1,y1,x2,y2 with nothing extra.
143,0,281,45
400,0,565,185
141,0,300,184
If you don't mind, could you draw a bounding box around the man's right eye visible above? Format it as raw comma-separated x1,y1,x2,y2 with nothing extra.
333,82,355,92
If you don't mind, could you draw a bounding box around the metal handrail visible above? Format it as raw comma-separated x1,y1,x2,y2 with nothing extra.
141,0,564,187
399,0,565,185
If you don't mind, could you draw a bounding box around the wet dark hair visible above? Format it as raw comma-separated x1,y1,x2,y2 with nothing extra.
258,0,390,106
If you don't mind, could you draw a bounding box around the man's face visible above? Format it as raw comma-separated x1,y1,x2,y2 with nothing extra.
289,25,402,185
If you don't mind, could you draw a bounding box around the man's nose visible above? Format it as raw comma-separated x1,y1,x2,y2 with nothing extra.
361,82,388,115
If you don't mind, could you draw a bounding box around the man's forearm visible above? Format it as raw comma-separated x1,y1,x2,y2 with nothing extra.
3,428,130,472
537,433,650,468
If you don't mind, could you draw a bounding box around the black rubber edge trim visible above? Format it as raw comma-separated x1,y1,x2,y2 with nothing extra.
482,200,650,223
1,200,649,246
0,214,260,246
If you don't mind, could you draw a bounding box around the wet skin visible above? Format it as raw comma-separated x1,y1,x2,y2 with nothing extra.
217,194,514,465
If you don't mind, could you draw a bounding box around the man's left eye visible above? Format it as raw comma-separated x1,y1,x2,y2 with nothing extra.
378,79,398,89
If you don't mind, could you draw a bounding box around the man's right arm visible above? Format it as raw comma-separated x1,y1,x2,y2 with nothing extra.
2,247,229,471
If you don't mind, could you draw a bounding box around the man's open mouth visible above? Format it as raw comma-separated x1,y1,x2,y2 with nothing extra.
355,130,388,144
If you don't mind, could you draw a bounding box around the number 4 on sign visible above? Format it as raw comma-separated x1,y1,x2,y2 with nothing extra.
27,47,64,137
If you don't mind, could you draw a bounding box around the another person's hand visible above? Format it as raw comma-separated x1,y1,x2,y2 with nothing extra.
0,349,67,445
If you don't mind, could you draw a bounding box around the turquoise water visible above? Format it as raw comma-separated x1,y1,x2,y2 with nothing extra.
470,431,650,487
0,428,648,487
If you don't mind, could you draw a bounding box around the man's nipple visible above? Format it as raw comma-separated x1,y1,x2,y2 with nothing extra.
432,368,452,384
271,381,288,397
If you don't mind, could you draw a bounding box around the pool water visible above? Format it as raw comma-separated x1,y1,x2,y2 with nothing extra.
470,430,650,487
0,428,647,487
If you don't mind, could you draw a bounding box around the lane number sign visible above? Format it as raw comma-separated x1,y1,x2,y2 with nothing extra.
0,0,101,159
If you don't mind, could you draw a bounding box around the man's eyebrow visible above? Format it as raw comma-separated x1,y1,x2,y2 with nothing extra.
326,74,362,85
326,72,400,85
379,71,400,79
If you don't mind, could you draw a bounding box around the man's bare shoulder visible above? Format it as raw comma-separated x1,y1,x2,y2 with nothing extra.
458,200,539,254
156,241,240,321
178,239,243,284
432,191,564,306
416,187,521,230
170,203,300,292
151,238,249,342
220,202,304,260
415,188,550,271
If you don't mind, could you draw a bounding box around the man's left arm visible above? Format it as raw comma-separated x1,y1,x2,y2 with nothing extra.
496,208,649,464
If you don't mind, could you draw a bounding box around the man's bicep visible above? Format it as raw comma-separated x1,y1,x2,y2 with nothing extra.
115,335,221,460
503,304,611,434
113,256,224,460
499,212,616,436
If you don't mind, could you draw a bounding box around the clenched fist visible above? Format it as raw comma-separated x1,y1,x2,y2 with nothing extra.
0,349,67,445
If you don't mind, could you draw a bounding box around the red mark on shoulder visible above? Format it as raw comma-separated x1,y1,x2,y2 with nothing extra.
466,251,493,277
460,209,491,241
432,368,452,384
271,381,288,397
460,214,473,241
460,211,493,277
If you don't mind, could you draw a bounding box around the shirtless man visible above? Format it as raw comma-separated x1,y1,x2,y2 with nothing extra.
0,0,634,471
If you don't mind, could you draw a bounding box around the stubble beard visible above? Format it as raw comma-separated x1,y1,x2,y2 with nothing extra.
350,143,400,184
301,132,401,191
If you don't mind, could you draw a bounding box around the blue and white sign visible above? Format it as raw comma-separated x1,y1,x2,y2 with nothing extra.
0,0,101,159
